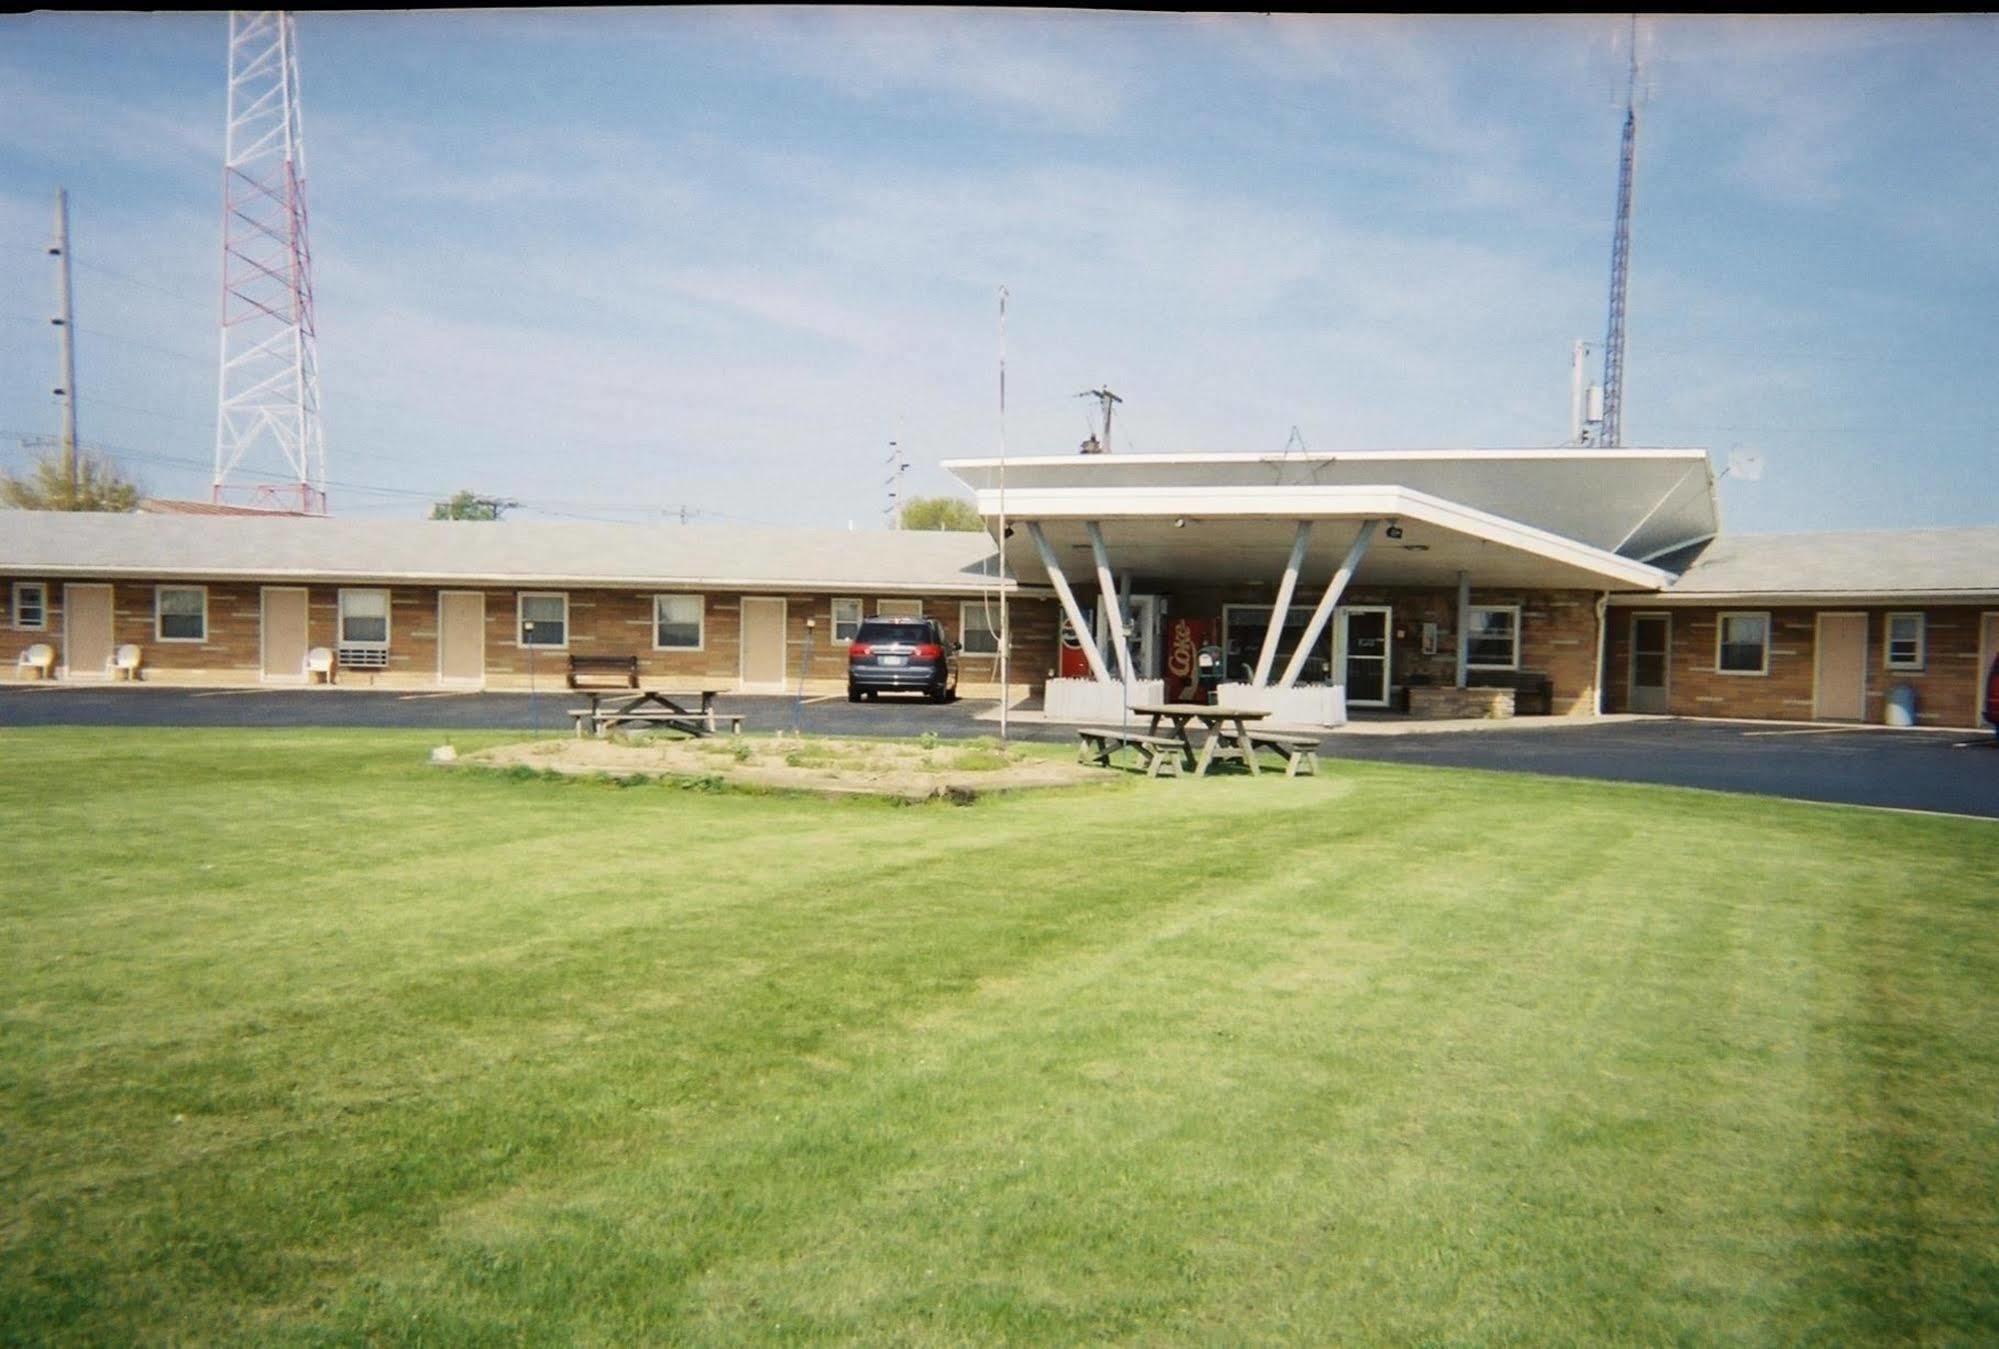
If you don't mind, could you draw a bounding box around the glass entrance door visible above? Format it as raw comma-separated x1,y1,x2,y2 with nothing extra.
1336,606,1391,706
1630,614,1669,714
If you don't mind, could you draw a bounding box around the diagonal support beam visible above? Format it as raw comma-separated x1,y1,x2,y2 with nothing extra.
1253,521,1313,687
1084,522,1136,686
1027,522,1113,685
1277,519,1377,690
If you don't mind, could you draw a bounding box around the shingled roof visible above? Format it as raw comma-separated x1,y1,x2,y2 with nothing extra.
0,511,1017,594
1643,526,1999,601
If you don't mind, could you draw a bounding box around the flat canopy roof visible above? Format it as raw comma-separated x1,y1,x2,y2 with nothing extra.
944,448,1718,564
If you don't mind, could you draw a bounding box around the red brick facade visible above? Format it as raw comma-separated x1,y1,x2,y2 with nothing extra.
1604,604,1999,728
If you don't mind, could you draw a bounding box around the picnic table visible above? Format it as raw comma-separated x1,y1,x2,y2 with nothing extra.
1128,703,1271,777
569,688,739,739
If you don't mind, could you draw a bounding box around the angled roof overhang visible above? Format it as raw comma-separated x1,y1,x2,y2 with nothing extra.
945,448,1719,563
976,484,1674,592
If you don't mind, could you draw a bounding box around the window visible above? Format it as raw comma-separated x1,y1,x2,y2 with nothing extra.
1717,612,1770,675
517,592,567,647
654,594,703,650
1885,612,1925,671
831,598,863,642
1465,605,1520,670
156,586,207,642
959,601,1000,656
875,599,923,618
13,582,45,630
338,589,390,648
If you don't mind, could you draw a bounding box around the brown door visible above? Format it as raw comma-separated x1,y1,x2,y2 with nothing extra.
1629,614,1669,714
740,597,787,687
63,584,113,678
438,592,485,684
262,587,309,681
1979,613,1999,729
1814,613,1867,721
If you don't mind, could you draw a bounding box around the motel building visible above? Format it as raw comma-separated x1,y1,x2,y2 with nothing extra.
4,447,1997,732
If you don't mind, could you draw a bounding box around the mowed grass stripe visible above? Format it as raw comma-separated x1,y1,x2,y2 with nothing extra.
1,728,1995,1344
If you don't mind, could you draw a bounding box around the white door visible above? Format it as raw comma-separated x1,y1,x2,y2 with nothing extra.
1629,613,1669,714
261,587,309,682
740,597,787,688
438,592,485,686
1335,606,1392,707
63,584,113,679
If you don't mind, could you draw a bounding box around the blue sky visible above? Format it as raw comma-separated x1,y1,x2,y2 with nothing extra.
1,11,1994,534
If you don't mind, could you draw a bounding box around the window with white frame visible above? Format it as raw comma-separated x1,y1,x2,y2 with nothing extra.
831,597,863,642
654,594,703,650
959,601,1000,656
1717,612,1770,674
517,592,567,647
1885,612,1925,671
875,598,923,618
338,589,390,648
13,582,46,630
156,586,207,642
1465,605,1520,670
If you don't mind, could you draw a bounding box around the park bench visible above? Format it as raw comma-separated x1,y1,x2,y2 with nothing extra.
566,654,640,690
1076,726,1186,778
1245,728,1322,777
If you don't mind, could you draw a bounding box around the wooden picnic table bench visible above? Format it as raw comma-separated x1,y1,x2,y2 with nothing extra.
566,654,640,690
567,687,738,738
1076,727,1186,778
1245,728,1322,777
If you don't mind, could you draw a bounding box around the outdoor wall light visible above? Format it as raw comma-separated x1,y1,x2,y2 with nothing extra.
1384,523,1405,540
1173,517,1187,528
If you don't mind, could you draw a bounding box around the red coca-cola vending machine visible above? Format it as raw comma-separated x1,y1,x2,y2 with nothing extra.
1057,608,1095,680
1164,616,1217,703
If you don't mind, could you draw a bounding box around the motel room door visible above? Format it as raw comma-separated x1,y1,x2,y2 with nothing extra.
1980,613,1999,729
1629,613,1670,714
261,587,309,682
63,583,113,679
1814,612,1867,721
1334,606,1392,707
438,592,485,686
740,596,787,689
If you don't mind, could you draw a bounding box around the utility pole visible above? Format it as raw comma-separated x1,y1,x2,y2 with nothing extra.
997,286,1010,743
883,439,908,527
1076,386,1121,454
1600,14,1640,448
48,188,79,496
1569,339,1603,445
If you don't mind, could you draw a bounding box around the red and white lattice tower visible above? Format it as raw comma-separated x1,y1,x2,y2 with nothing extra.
212,11,326,514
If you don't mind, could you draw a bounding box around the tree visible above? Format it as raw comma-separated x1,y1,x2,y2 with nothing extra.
0,446,142,512
430,490,515,521
898,495,982,531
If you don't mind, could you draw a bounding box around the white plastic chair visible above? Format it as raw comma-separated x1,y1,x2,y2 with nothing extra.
16,643,55,680
110,644,143,681
305,647,334,684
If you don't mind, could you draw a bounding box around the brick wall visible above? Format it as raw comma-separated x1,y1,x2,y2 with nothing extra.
0,574,1059,695
1604,603,1998,727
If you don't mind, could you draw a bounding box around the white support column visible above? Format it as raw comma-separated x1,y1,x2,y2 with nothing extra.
1027,522,1112,684
1253,521,1312,687
1277,519,1377,690
1455,570,1471,688
1085,521,1136,687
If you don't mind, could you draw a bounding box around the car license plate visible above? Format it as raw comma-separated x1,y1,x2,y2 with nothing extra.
880,655,906,666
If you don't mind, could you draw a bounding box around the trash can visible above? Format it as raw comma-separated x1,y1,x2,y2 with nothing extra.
1884,682,1917,728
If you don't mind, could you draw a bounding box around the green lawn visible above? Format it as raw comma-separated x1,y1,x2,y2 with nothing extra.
3,728,1996,1344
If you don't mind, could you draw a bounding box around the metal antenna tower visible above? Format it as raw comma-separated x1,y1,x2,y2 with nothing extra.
212,11,326,514
1599,15,1640,449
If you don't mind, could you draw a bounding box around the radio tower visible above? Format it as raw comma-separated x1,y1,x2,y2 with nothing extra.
1598,15,1640,449
212,11,326,514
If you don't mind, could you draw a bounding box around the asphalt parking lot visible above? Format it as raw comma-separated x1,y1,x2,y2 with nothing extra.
4,686,1994,819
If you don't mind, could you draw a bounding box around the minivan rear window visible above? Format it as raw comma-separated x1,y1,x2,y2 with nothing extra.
855,621,931,643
